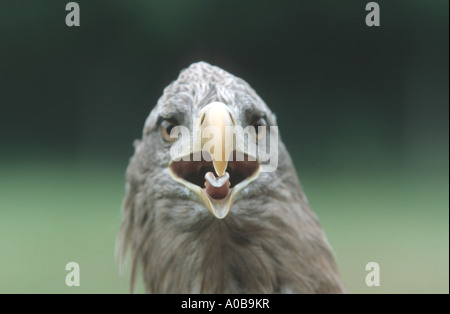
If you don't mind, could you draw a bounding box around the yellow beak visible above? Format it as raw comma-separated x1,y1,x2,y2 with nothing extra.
198,102,235,177
168,102,260,219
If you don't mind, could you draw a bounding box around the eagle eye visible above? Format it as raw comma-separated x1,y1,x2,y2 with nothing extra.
159,119,179,142
250,117,267,140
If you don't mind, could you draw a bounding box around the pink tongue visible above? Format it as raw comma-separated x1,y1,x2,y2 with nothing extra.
204,172,230,200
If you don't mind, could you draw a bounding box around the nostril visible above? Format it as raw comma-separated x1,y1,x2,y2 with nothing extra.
199,112,206,125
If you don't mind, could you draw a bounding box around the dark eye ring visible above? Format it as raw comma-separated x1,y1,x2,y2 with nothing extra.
250,117,267,140
160,119,179,142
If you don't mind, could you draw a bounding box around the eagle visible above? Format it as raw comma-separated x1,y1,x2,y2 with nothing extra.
117,62,346,293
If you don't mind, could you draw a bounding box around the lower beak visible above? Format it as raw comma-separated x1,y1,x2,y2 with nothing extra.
168,102,260,219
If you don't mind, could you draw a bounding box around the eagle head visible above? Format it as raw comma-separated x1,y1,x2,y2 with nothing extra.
117,61,346,294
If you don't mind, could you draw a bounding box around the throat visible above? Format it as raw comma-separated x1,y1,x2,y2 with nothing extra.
194,218,276,293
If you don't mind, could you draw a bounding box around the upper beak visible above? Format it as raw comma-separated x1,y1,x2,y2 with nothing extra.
198,102,234,177
168,102,260,219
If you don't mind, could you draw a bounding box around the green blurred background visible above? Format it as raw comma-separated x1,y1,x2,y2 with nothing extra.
0,1,448,293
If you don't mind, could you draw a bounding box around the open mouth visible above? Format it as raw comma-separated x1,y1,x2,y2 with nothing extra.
170,151,260,200
166,101,262,219
170,151,259,191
